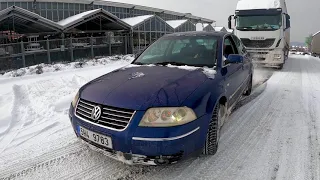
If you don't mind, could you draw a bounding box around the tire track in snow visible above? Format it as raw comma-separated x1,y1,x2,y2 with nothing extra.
0,85,30,154
0,142,86,179
301,57,320,180
137,65,290,180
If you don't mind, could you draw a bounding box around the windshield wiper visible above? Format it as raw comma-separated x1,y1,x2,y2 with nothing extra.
132,62,145,65
153,62,190,66
237,27,253,30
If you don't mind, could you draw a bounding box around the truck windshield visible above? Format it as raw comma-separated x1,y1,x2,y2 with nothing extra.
133,36,218,68
236,14,282,31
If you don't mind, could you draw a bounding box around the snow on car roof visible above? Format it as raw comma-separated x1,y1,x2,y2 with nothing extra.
166,20,188,29
121,15,154,27
236,0,282,10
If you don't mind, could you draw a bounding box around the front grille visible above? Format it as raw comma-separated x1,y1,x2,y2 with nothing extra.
241,38,275,48
75,99,135,130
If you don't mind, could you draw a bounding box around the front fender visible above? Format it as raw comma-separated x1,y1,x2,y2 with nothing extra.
181,79,226,118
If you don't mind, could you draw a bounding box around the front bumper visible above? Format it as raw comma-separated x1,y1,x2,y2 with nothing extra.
69,104,208,165
248,49,284,66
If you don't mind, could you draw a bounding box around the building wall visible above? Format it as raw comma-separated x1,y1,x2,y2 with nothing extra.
0,1,183,22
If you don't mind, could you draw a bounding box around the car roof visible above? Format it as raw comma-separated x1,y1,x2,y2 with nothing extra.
163,31,231,37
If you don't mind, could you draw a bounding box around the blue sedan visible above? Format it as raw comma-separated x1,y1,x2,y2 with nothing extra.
69,31,253,165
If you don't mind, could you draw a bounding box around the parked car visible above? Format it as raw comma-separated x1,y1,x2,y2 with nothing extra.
290,49,297,54
69,31,254,165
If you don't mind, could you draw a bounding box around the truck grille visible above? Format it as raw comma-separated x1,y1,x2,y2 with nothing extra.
241,38,275,48
75,99,135,130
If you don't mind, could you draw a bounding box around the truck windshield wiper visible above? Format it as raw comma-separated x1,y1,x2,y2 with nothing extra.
237,27,253,29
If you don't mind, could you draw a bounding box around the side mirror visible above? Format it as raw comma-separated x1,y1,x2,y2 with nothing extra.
228,15,234,29
226,54,243,64
285,14,291,29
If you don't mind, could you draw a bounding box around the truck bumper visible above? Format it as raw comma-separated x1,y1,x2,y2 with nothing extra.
248,49,284,67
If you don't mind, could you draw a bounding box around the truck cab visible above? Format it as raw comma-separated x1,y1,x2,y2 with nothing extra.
228,0,291,69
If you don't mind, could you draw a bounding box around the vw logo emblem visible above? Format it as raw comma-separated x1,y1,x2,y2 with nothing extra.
91,106,101,121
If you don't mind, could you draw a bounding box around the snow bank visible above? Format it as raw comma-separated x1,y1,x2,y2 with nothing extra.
2,55,134,78
236,0,282,10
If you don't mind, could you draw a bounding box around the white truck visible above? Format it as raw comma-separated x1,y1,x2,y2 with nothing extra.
228,0,291,69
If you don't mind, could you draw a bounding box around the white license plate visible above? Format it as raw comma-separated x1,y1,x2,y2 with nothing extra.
78,126,113,149
253,54,265,58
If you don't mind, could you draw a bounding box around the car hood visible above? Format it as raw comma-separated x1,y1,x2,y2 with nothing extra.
80,65,209,110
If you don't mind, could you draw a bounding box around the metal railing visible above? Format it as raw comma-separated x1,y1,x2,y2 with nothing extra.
0,35,129,72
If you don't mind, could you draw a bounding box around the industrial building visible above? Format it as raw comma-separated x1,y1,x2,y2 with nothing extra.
0,0,214,71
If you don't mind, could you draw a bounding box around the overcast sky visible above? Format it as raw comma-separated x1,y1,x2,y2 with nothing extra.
111,0,320,42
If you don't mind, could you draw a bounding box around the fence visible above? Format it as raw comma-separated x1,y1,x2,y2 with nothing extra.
0,35,129,72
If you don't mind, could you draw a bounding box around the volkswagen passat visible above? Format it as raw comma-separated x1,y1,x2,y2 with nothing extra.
69,31,253,165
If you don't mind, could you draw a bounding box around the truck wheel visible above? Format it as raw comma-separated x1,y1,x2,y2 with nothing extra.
278,64,284,70
243,75,252,96
203,104,222,155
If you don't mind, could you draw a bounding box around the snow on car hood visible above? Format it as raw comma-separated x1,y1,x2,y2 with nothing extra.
80,65,211,110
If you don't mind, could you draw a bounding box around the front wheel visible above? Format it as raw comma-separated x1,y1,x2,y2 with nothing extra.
203,104,223,155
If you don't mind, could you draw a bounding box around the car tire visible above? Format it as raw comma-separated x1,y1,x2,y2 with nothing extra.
243,75,252,96
203,104,222,155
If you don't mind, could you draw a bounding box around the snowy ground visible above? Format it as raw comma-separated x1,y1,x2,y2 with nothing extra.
1,55,320,180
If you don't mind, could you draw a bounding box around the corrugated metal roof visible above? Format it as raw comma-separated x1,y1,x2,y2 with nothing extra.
1,0,215,23
121,15,153,27
166,20,188,29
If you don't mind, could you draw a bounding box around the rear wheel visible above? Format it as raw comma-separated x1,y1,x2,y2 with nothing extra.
278,63,284,70
203,104,224,155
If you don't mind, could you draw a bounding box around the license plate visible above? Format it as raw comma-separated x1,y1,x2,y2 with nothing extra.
253,54,265,58
78,126,113,149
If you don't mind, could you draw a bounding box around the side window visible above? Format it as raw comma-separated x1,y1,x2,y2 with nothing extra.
223,36,238,62
232,35,246,54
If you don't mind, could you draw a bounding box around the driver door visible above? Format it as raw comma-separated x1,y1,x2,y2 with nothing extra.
222,36,244,108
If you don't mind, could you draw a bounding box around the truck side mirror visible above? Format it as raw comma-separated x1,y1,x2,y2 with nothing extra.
285,14,291,29
228,15,234,29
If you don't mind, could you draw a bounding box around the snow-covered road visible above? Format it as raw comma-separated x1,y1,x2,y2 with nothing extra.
1,55,320,180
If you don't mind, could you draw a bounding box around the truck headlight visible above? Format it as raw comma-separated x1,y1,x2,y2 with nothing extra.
139,107,197,127
72,91,79,107
274,54,282,59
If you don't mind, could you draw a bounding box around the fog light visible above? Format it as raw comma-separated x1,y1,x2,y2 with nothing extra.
274,54,282,59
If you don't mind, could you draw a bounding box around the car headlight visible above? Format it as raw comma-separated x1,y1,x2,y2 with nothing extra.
139,107,197,127
71,91,79,107
274,54,282,59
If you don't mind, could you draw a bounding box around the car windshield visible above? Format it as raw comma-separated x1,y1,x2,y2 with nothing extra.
236,14,282,31
133,36,218,68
